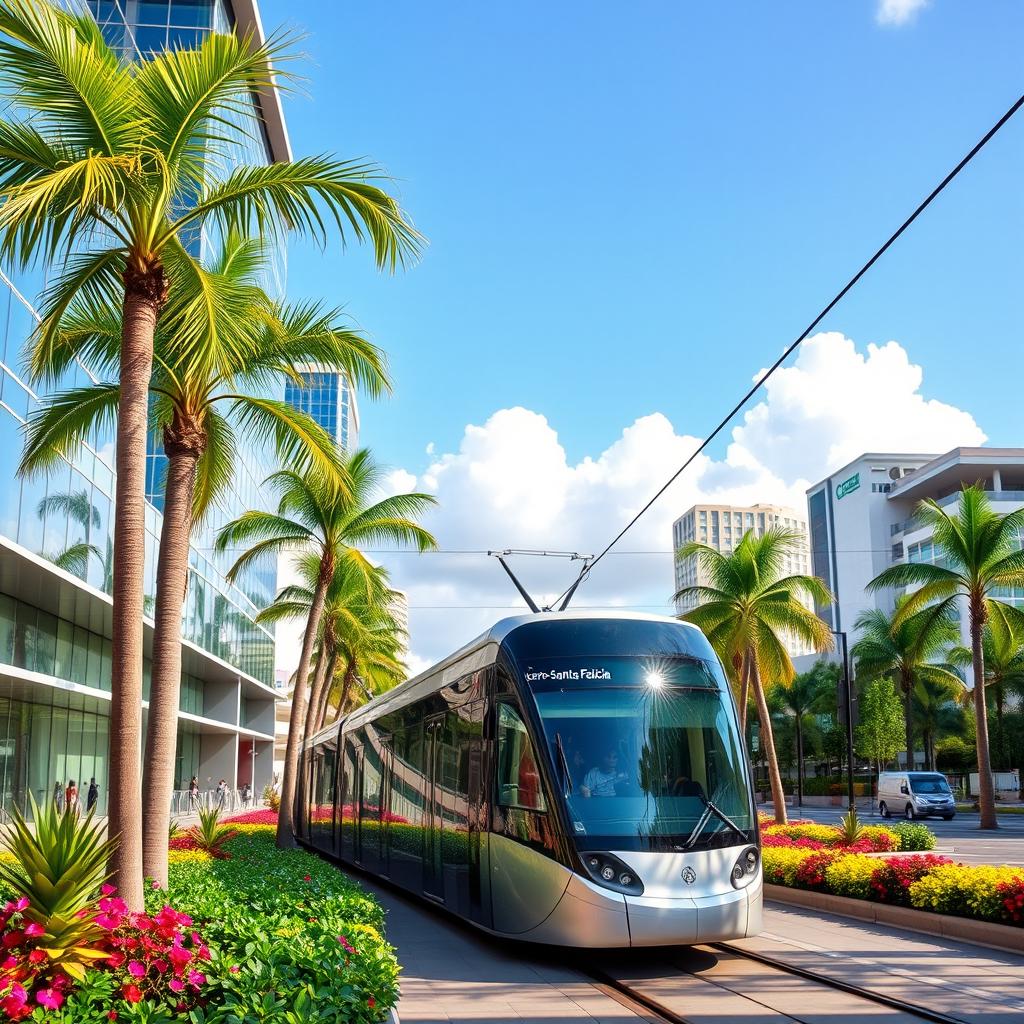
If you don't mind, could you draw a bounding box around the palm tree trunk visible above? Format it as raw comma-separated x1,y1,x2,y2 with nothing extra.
750,659,787,825
314,650,339,732
902,672,915,771
738,655,750,737
142,419,204,888
337,661,357,719
995,692,1005,771
303,646,331,749
795,715,803,807
277,558,333,849
970,596,997,829
109,269,165,910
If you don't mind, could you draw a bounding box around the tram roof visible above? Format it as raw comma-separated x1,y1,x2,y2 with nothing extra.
313,612,704,742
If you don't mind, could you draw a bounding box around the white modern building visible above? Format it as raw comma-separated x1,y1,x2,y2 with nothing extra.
672,502,814,656
805,448,1024,683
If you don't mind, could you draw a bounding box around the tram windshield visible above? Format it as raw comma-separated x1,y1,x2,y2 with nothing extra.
527,657,754,848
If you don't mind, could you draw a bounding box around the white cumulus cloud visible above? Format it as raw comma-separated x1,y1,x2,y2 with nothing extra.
876,0,930,27
362,332,984,672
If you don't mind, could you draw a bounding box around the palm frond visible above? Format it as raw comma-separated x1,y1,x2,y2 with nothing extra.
19,382,120,476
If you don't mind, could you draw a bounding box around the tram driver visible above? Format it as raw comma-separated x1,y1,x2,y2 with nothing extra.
579,749,629,798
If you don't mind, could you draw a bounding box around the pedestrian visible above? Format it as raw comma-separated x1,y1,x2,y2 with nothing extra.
242,782,251,806
216,778,227,809
188,776,199,812
53,780,63,814
86,777,98,814
65,779,79,816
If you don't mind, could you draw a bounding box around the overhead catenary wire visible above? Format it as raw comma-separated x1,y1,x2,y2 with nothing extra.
549,90,1024,610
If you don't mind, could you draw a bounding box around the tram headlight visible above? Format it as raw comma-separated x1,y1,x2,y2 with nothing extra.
580,852,644,896
731,845,760,889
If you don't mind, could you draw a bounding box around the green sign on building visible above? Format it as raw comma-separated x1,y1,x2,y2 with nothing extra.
836,473,860,500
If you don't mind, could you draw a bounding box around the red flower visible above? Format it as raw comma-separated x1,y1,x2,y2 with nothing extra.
2,931,24,949
229,965,240,974
304,875,311,882
122,984,143,1003
107,1013,118,1021
27,950,45,965
107,951,126,969
368,997,376,1008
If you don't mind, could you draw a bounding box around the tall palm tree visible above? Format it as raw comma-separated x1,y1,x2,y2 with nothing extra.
0,0,419,905
769,670,827,806
20,232,389,886
851,598,960,774
950,604,1024,771
912,675,967,771
674,527,833,824
869,486,1024,828
216,451,436,847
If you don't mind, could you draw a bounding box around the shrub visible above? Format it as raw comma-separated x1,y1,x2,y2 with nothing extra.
761,847,817,886
995,877,1024,925
909,863,1024,923
837,809,864,846
869,855,952,906
888,822,936,852
263,784,281,812
190,807,235,858
794,851,841,890
825,854,878,900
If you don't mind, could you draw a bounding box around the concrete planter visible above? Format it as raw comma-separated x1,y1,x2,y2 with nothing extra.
763,883,1024,955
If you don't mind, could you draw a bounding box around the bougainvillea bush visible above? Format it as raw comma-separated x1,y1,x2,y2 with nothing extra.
760,820,901,853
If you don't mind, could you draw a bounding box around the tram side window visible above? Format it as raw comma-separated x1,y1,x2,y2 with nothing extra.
496,703,546,812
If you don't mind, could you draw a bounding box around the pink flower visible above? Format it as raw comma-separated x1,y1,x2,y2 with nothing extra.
168,945,191,968
11,899,27,914
96,913,123,930
188,969,206,987
229,965,240,974
22,923,43,939
101,884,117,897
337,935,356,954
36,988,63,1010
151,880,161,890
168,979,185,993
3,984,26,1007
127,960,145,979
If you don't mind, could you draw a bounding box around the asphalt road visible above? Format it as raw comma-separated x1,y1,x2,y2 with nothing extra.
763,801,1024,867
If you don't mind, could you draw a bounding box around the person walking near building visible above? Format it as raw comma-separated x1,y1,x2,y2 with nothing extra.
216,779,227,809
53,780,63,813
86,778,99,814
188,776,199,812
65,779,79,816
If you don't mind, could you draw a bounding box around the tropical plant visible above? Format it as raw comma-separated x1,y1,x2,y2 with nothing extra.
851,597,960,774
0,0,420,907
868,486,1024,828
675,527,833,824
0,795,114,981
837,808,865,846
21,229,389,888
259,555,406,746
950,605,1024,771
168,818,182,841
190,806,234,857
912,674,967,771
855,676,905,778
35,490,103,579
216,450,436,846
769,667,830,806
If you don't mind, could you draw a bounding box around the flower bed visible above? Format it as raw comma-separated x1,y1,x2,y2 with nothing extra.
0,813,397,1022
762,844,1024,928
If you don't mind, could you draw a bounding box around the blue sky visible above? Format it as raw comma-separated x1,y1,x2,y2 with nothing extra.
258,0,1023,667
261,0,1022,471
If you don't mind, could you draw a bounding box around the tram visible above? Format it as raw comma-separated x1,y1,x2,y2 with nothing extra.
298,612,762,947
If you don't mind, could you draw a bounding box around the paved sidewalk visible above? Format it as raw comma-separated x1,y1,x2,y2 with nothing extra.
361,879,643,1024
736,902,1024,1024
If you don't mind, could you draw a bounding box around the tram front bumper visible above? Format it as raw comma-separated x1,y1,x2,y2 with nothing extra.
624,879,761,946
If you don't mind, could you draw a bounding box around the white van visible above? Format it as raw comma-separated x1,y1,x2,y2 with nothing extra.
877,771,955,820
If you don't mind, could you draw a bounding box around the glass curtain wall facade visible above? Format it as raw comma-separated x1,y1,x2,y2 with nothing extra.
0,0,282,815
284,370,359,452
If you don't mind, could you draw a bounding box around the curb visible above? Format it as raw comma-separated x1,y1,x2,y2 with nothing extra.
763,884,1024,955
387,1006,400,1024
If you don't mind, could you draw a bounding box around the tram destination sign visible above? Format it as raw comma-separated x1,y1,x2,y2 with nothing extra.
525,668,612,682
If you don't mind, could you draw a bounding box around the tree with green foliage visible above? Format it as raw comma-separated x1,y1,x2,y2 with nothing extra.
869,485,1024,828
21,231,389,887
851,596,960,774
675,527,833,824
0,0,419,905
912,674,967,771
769,666,832,805
855,677,905,778
216,451,436,848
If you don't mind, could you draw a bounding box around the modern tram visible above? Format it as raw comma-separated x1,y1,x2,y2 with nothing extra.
298,611,762,947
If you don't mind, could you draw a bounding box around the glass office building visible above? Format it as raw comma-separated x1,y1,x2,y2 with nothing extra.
284,369,360,452
0,0,291,814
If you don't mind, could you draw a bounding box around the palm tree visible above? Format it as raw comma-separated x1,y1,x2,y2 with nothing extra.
851,598,960,774
259,554,405,741
868,485,1024,828
216,451,436,847
674,527,833,824
35,490,102,578
0,0,419,905
769,670,827,806
950,604,1024,771
20,232,390,886
912,675,967,771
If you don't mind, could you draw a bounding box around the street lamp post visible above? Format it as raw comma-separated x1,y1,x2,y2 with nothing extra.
831,629,856,813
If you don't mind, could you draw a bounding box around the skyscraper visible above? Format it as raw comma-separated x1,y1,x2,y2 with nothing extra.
283,367,360,452
0,0,288,814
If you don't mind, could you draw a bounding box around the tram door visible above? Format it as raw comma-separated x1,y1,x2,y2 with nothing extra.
423,715,445,900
